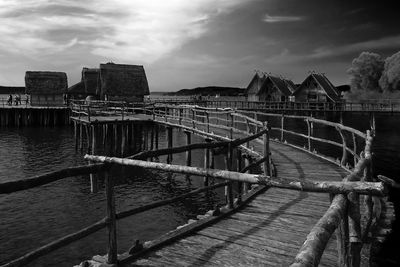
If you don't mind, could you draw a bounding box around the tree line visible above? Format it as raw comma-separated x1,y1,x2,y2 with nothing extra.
346,51,400,100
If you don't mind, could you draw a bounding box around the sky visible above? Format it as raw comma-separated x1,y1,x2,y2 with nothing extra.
0,0,399,91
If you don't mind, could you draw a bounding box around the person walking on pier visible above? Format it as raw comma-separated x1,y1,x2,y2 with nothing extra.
7,94,12,106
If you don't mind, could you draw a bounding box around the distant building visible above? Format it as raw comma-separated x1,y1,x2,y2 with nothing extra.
68,68,100,100
99,63,149,101
68,63,150,102
292,73,341,103
246,73,296,102
25,71,67,106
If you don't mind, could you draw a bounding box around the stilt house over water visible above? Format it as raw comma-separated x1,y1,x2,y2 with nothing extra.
246,72,296,102
292,72,342,103
25,71,67,106
99,63,149,102
68,68,100,100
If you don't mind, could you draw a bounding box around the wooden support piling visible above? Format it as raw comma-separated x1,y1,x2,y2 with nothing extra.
167,127,173,164
121,124,126,157
113,124,118,156
90,125,98,193
185,131,191,166
224,143,234,209
104,171,117,264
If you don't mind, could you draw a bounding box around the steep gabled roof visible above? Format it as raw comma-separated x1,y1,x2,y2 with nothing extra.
293,73,341,102
253,75,295,97
68,81,85,94
99,63,149,96
25,71,68,94
267,75,296,96
246,73,266,95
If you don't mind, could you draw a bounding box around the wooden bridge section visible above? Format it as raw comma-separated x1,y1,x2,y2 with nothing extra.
0,101,395,267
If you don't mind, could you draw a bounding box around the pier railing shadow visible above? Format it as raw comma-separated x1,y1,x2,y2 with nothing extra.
0,102,393,267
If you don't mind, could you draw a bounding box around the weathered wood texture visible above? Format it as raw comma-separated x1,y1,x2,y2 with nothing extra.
124,138,351,266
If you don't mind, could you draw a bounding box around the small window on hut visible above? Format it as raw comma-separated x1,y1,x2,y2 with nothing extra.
307,93,317,101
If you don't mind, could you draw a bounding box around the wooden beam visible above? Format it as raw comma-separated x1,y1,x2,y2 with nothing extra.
84,155,387,196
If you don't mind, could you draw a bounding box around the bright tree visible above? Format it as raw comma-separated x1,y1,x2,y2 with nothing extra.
347,52,384,93
379,51,400,93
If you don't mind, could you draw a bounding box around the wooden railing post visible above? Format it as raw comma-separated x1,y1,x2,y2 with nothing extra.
167,127,173,164
263,122,271,177
352,133,357,167
90,125,98,193
337,127,348,166
87,105,91,122
347,192,361,267
236,149,243,204
206,111,210,132
225,143,234,209
104,171,117,264
336,198,349,267
280,113,284,142
306,119,311,151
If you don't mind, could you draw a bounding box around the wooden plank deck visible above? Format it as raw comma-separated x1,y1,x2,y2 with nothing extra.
126,138,349,266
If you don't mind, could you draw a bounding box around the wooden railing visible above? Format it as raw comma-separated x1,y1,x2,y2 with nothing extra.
0,107,278,267
1,103,391,267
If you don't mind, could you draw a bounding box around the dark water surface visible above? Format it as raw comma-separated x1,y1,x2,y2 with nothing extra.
1,113,400,266
0,127,227,266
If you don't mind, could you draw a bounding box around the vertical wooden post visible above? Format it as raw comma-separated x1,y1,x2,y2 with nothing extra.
90,125,98,193
204,139,210,186
121,124,126,157
155,125,159,150
79,123,84,151
185,131,191,166
280,114,284,142
113,124,118,156
237,149,243,204
85,125,91,153
338,128,348,166
348,189,362,267
104,171,117,264
206,112,210,133
167,127,173,164
74,121,78,150
306,119,311,151
224,143,234,209
263,123,271,177
352,133,357,167
150,126,154,150
336,204,349,267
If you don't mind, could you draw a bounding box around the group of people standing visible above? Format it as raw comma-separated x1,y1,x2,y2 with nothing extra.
7,94,29,106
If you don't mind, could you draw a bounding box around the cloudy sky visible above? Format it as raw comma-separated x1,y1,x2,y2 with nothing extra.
0,0,399,91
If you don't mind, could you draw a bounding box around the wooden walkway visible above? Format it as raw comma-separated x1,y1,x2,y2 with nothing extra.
127,139,348,266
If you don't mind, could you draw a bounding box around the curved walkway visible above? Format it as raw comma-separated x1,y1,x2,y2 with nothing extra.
127,123,349,266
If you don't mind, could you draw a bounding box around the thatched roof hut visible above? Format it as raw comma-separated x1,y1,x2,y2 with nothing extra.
99,63,149,99
25,71,67,94
293,73,341,102
246,72,296,102
82,68,100,95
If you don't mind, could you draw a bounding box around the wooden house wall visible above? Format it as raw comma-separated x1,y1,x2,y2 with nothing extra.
295,79,329,102
246,78,261,101
82,68,100,95
30,94,64,106
259,81,288,102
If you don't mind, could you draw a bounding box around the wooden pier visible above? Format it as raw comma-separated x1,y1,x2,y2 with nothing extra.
0,101,395,267
0,106,70,126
